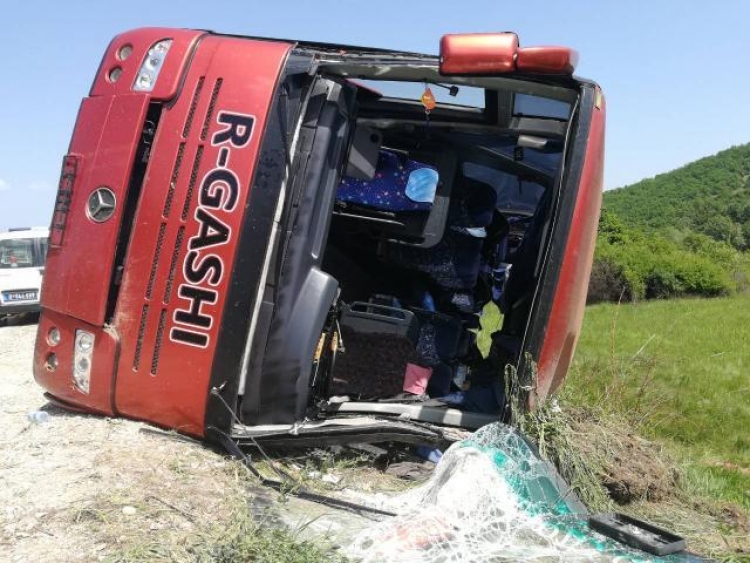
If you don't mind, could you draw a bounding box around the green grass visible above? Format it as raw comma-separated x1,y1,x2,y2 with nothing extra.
109,501,346,563
189,514,346,563
566,294,750,508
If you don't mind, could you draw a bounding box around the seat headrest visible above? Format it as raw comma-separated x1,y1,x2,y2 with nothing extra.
448,177,498,228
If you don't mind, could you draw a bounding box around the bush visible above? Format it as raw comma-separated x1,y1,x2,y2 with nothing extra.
681,231,750,293
587,257,632,304
591,241,646,300
590,212,734,302
644,254,730,299
594,241,732,302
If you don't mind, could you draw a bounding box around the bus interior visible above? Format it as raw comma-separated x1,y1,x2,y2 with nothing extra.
237,51,580,438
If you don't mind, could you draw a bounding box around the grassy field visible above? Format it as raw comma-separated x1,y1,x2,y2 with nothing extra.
565,294,750,509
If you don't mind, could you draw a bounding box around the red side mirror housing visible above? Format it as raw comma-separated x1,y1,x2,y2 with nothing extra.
440,33,578,76
516,46,579,75
439,33,518,75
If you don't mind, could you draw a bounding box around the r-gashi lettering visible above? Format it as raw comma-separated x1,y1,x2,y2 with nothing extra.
170,111,255,348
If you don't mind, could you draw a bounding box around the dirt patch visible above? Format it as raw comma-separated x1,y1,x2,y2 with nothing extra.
0,322,248,562
521,404,680,509
522,402,750,560
567,408,679,503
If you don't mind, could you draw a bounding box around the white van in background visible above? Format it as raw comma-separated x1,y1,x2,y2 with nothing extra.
0,228,49,321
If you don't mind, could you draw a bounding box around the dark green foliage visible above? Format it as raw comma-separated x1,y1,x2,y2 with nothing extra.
587,256,632,303
604,143,750,250
589,210,735,302
642,253,730,299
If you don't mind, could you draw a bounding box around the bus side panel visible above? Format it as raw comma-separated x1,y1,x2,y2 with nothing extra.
112,37,292,437
535,92,605,402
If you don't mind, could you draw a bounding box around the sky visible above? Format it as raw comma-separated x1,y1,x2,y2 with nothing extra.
1,0,749,229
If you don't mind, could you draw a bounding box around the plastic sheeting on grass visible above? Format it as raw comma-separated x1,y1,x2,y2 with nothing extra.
346,423,705,563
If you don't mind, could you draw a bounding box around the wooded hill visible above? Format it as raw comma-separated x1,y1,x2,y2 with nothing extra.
604,143,750,250
589,143,750,303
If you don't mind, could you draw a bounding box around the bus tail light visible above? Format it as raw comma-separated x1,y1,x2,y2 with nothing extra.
73,330,95,394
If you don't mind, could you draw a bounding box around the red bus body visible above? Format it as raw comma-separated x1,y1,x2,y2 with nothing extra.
35,28,605,445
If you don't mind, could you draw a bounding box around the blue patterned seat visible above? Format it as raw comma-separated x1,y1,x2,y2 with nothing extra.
337,149,439,212
381,177,497,297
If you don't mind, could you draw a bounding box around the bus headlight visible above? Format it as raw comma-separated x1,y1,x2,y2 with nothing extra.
132,39,172,92
73,330,94,394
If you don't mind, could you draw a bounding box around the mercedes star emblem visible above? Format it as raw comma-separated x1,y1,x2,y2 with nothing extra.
87,187,117,223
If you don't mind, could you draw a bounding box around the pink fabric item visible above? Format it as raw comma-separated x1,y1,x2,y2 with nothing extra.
403,363,433,395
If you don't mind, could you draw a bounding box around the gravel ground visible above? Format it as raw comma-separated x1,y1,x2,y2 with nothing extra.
3,318,746,561
0,318,388,562
0,320,248,562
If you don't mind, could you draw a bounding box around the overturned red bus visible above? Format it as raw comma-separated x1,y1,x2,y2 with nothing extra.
34,28,605,448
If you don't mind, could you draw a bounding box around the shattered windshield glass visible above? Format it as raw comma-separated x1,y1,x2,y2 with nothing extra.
345,423,703,563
